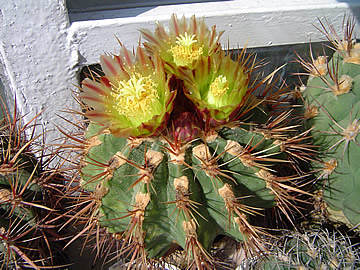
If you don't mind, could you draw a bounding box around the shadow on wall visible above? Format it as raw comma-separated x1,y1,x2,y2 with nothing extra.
335,0,360,24
66,0,231,22
0,79,5,120
0,64,10,120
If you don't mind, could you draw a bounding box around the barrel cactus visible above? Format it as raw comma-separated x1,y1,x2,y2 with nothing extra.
296,16,360,228
63,14,315,269
238,227,360,269
0,99,67,269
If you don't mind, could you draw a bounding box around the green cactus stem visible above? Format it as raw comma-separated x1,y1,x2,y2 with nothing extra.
297,16,360,227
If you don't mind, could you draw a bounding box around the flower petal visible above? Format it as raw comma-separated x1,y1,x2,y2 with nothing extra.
80,45,176,138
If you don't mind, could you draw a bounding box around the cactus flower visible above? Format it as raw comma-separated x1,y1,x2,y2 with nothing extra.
140,14,223,71
180,52,251,126
80,46,176,137
171,111,203,143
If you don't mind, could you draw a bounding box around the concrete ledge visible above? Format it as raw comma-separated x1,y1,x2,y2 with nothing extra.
69,0,360,65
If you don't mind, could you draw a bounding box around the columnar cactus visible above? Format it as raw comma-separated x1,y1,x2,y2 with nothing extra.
296,16,360,227
64,14,315,269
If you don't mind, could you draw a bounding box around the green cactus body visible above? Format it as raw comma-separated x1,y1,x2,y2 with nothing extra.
239,228,360,269
80,118,297,266
302,32,360,227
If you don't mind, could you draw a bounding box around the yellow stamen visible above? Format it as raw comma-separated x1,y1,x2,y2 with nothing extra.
206,75,229,108
176,32,198,47
169,32,203,66
110,74,159,124
210,75,229,97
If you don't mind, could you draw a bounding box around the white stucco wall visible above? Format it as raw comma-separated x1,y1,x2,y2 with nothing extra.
0,0,359,143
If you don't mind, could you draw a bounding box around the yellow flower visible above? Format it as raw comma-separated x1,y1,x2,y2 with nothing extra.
181,52,250,126
80,46,176,137
140,14,223,71
169,32,204,67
